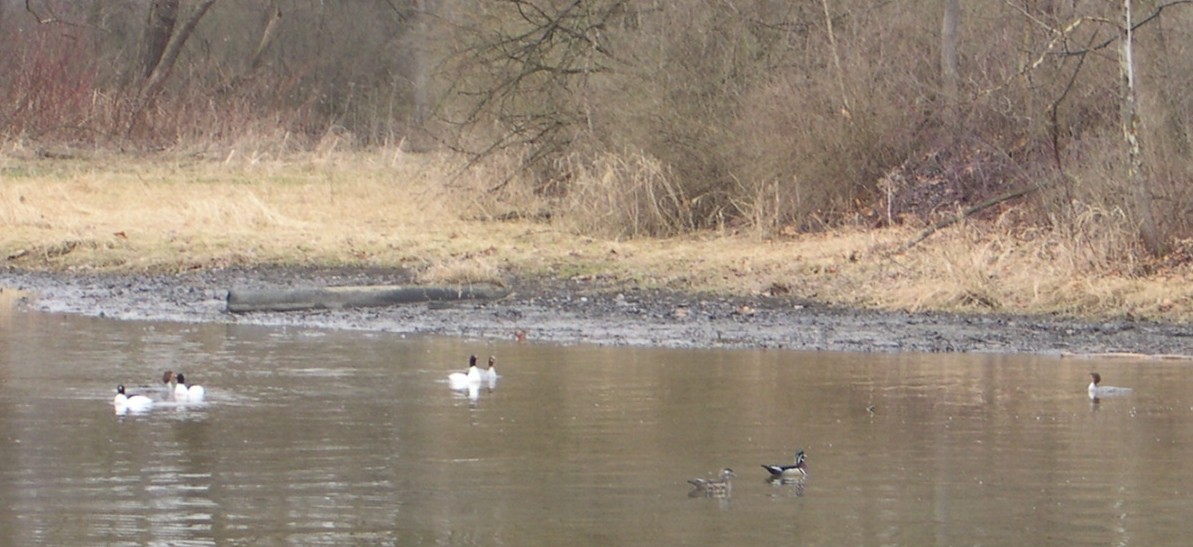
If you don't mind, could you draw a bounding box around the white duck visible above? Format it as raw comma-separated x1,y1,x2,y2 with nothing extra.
448,355,483,389
1088,372,1132,400
114,385,154,413
172,372,206,402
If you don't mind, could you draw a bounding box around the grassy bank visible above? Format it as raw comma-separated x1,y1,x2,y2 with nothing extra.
1,149,1189,323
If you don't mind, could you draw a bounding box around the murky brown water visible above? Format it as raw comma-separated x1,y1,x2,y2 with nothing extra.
2,301,1192,545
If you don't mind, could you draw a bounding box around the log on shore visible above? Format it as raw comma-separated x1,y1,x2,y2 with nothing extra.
226,284,509,313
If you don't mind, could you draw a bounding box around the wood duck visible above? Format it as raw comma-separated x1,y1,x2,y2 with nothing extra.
688,468,736,497
762,449,808,481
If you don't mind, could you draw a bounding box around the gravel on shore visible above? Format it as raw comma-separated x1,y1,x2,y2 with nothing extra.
3,267,1190,357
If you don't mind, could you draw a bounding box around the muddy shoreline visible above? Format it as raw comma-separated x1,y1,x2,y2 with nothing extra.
2,266,1190,356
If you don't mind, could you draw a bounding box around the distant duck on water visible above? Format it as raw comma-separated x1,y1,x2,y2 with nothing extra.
485,355,499,382
688,468,736,498
449,355,482,388
1088,372,1132,400
175,372,206,401
114,385,154,413
762,450,808,481
164,371,205,402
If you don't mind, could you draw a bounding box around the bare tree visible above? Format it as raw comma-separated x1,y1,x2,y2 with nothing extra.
142,0,178,78
940,0,960,126
248,1,283,73
139,0,217,103
1117,0,1163,255
439,0,628,182
129,0,218,134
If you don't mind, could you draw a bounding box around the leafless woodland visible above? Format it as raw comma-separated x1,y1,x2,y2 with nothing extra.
3,1,1192,257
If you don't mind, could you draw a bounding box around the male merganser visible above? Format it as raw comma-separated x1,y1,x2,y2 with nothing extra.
688,468,736,498
172,372,206,402
448,355,483,388
762,450,808,481
1088,372,1132,400
114,385,154,412
485,355,499,382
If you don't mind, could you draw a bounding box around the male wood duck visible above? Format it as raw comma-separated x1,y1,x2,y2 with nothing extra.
688,468,736,497
762,449,808,481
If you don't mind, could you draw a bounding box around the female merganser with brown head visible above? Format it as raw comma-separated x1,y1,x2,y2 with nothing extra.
485,355,499,382
1088,372,1132,400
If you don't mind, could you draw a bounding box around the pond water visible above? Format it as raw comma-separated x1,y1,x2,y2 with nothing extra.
2,298,1192,545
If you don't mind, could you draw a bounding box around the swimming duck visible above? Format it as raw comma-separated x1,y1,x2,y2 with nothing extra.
762,450,808,481
485,355,499,382
173,372,206,402
688,468,736,497
448,355,483,388
1088,372,1132,400
114,385,154,412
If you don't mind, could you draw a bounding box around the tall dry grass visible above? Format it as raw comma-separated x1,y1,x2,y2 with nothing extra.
1,150,1190,322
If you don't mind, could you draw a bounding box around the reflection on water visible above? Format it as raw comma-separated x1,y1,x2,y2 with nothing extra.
2,306,1193,544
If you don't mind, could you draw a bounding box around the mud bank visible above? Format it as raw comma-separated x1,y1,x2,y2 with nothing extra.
2,267,1190,356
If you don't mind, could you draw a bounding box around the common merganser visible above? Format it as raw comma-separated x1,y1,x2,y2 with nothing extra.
114,385,154,413
448,355,483,388
688,468,735,497
485,355,499,382
762,450,808,481
170,372,206,402
1088,372,1132,400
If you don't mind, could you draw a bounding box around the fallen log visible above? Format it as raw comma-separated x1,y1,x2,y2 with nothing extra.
226,284,509,313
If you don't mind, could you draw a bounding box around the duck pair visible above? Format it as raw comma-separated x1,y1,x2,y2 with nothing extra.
447,355,499,388
163,370,206,402
689,450,808,497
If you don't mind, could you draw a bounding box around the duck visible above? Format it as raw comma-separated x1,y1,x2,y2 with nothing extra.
114,385,154,412
762,449,808,481
448,355,483,388
688,468,735,497
485,355,500,382
1088,372,1132,400
172,372,206,402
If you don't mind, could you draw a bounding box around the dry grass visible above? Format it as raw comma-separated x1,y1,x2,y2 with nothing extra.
0,148,1190,322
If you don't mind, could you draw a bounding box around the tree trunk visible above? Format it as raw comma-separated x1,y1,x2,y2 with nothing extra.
226,284,510,313
142,0,179,78
248,2,283,73
820,0,851,119
940,0,960,127
140,0,218,104
128,0,219,136
407,0,439,149
1118,0,1165,256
